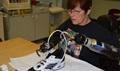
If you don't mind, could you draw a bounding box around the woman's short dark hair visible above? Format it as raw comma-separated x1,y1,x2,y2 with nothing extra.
67,0,92,13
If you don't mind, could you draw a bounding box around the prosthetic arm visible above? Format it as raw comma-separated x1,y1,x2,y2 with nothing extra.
74,34,120,60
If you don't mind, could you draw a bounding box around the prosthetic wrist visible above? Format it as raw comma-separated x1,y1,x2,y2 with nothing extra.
74,34,86,44
74,34,120,60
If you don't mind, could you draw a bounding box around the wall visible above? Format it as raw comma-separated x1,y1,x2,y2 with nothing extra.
62,0,67,9
90,0,120,19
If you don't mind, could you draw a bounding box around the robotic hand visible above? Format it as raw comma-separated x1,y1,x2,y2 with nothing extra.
36,41,54,56
74,34,120,60
40,42,54,52
40,41,54,52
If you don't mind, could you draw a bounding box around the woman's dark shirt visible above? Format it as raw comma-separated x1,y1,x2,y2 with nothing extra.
49,18,120,70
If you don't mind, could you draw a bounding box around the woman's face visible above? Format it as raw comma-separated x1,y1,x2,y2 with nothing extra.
68,4,91,26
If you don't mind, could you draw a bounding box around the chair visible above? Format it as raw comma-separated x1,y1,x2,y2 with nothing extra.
108,9,120,20
108,9,120,35
97,15,119,42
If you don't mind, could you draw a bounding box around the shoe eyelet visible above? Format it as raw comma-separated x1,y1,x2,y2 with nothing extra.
37,65,41,68
41,62,44,65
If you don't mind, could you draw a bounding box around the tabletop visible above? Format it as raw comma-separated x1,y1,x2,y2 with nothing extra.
0,37,40,71
0,37,105,71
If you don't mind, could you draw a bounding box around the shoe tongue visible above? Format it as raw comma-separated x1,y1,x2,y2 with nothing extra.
46,53,56,59
49,49,55,53
48,55,56,59
47,55,56,60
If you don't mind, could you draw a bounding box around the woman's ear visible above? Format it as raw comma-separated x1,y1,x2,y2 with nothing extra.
86,7,92,15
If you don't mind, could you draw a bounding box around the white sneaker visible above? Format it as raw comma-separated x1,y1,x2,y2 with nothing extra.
28,48,65,71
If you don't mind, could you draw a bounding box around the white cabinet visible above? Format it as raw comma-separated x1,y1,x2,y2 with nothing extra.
0,12,4,41
34,13,50,40
4,15,35,41
4,5,50,41
49,7,64,33
32,4,50,40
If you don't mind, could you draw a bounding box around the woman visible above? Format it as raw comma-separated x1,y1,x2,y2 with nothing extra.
40,0,120,70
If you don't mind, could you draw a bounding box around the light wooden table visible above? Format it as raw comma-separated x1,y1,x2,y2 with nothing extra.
0,38,40,71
